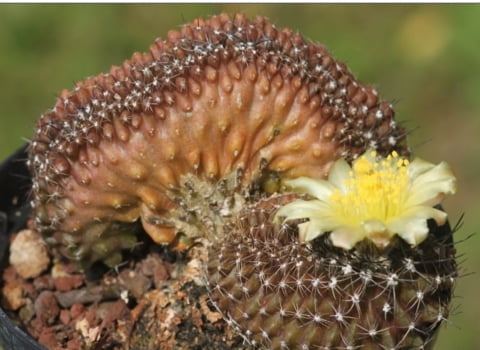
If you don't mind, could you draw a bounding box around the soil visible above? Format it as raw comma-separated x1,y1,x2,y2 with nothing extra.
1,222,250,350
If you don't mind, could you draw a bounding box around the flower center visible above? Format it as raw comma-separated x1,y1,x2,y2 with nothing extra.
329,151,410,225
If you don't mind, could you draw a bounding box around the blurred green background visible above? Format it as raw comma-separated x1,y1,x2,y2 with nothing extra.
0,4,478,349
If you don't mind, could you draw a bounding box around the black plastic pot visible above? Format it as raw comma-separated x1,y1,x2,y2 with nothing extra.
0,145,45,349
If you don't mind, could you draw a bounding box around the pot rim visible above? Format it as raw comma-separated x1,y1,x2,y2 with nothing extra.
0,145,46,349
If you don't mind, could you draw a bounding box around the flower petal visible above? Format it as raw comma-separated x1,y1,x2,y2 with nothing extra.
406,158,436,178
327,158,351,191
387,215,430,246
298,218,337,242
329,226,365,250
275,200,331,222
362,219,388,234
284,177,335,200
406,160,457,207
361,220,393,248
399,206,448,226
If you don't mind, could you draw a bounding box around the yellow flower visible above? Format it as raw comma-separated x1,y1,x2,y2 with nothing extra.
275,150,457,250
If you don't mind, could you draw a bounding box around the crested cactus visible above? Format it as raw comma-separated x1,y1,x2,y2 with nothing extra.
28,13,407,267
26,13,457,349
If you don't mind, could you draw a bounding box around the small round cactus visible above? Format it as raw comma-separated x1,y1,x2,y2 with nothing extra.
26,13,457,349
207,152,457,350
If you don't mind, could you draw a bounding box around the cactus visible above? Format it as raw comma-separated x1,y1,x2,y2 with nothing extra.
28,13,407,267
26,13,457,349
207,152,457,350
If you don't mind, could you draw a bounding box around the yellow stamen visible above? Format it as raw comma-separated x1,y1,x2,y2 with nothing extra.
329,151,409,226
276,149,456,248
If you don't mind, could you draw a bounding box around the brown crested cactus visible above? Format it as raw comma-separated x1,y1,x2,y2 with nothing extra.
28,13,407,266
26,12,458,350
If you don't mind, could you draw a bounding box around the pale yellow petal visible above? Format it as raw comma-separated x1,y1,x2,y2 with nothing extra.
327,158,352,191
362,219,388,234
274,200,331,223
387,215,430,246
361,220,394,248
407,158,436,178
298,218,337,242
406,160,456,207
399,206,448,226
411,160,456,190
284,177,335,200
329,226,366,250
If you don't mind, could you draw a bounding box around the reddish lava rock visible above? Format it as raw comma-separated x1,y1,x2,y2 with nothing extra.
34,291,60,325
53,275,84,293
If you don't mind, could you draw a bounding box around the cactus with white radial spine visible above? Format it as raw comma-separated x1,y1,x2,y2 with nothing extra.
26,13,458,349
28,13,407,267
207,191,456,349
